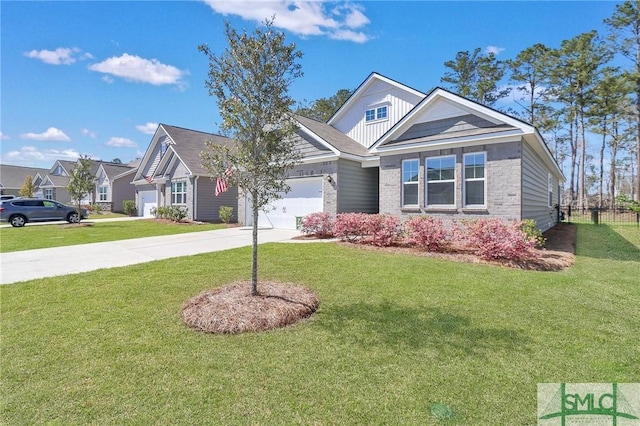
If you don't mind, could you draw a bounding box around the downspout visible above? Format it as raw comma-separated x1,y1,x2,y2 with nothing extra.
193,176,198,221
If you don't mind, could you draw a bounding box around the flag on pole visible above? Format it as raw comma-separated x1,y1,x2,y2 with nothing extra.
215,167,232,196
144,175,153,184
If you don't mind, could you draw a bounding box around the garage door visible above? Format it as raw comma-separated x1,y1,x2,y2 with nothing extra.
250,177,323,229
139,190,157,217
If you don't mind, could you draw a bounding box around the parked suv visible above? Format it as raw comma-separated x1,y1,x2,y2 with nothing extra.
0,198,89,227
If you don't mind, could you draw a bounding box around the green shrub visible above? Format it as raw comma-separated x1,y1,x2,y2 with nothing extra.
123,200,136,216
219,206,234,224
520,219,546,247
90,203,102,214
167,206,187,222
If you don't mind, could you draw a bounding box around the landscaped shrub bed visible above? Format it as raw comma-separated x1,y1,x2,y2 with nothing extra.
302,212,541,262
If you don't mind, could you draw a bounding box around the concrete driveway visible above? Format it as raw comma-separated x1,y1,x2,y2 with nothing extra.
0,227,301,285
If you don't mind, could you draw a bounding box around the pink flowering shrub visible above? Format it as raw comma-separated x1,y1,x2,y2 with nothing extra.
365,214,402,247
462,218,538,260
334,213,370,242
404,216,451,251
300,212,334,238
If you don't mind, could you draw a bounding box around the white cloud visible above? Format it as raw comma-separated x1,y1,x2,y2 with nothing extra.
81,128,98,139
0,132,9,140
106,137,137,148
136,122,159,135
485,45,505,56
2,146,81,165
20,127,71,142
24,47,92,65
203,0,372,43
89,54,188,87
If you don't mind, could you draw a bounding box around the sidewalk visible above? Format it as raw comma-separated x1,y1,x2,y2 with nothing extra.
0,227,301,285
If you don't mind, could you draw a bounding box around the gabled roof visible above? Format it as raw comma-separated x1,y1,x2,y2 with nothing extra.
371,87,564,180
40,174,70,188
327,72,426,126
49,160,77,176
98,163,136,181
0,164,50,189
134,123,233,183
294,114,372,159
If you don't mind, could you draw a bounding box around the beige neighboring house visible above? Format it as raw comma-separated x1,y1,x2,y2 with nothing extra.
0,164,49,197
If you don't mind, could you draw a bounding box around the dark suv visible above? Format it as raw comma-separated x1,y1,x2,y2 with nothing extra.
0,198,89,227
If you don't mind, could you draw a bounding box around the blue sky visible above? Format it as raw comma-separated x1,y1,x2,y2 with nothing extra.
1,1,620,169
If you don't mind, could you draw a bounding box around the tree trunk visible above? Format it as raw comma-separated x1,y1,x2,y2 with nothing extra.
251,198,259,296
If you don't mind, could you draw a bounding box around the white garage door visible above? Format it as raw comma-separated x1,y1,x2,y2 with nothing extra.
139,190,157,217
250,177,323,229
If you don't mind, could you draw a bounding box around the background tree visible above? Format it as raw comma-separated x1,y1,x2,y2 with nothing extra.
67,156,95,223
441,47,510,107
199,19,303,296
296,88,353,122
111,158,123,164
18,176,37,197
606,0,640,201
507,43,554,128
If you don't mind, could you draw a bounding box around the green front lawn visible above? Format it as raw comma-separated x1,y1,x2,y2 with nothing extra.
0,220,226,252
1,224,638,424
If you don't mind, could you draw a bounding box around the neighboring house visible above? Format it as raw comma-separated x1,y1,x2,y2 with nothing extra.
0,164,49,197
39,160,78,203
132,124,238,221
95,163,136,212
135,72,564,231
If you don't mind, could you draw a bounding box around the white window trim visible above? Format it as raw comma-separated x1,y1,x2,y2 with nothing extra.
171,180,187,205
425,155,457,209
401,158,420,207
99,186,108,202
463,152,487,209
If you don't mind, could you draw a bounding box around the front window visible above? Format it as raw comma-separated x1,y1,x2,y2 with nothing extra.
365,109,376,122
171,181,187,204
99,186,108,201
402,159,419,207
464,152,486,207
376,106,388,119
44,189,54,200
426,156,455,207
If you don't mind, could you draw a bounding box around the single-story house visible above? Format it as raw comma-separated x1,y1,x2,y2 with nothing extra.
132,124,238,221
135,72,564,231
39,160,78,203
95,163,137,212
0,164,49,197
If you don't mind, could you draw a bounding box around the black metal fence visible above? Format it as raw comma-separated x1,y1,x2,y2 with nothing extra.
564,206,640,226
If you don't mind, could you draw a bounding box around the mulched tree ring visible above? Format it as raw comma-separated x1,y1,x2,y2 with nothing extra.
181,281,320,334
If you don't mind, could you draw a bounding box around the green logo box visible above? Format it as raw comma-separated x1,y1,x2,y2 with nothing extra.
538,383,640,425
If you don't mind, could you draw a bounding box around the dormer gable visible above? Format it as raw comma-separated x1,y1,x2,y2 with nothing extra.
327,72,425,149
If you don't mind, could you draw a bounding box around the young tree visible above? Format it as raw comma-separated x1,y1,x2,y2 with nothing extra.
18,175,37,197
199,19,303,296
67,156,95,223
606,0,640,200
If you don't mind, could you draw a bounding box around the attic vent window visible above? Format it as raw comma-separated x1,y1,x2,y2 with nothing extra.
365,105,389,123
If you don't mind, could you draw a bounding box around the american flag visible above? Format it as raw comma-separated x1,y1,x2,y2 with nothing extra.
144,175,153,184
215,167,232,196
